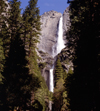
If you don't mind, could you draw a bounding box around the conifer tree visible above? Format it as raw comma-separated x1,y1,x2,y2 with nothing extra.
0,0,39,110
0,37,5,83
23,0,41,58
8,0,22,41
66,0,100,110
0,0,6,83
53,58,68,111
53,78,65,111
22,0,41,78
0,0,10,58
23,1,50,110
54,58,64,84
0,1,11,110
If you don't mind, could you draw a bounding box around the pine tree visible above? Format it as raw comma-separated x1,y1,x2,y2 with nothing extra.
54,58,64,84
0,0,5,83
22,1,50,110
53,78,65,111
8,0,22,41
0,1,11,110
0,0,10,57
66,0,100,110
0,0,38,110
53,58,68,111
22,0,41,77
23,0,41,59
0,0,9,83
0,37,5,83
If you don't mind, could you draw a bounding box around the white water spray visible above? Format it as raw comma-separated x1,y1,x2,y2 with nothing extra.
49,15,65,111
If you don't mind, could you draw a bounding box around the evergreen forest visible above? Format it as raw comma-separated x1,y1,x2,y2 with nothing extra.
0,0,100,111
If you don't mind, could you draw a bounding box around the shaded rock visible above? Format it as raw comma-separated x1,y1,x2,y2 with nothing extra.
63,7,70,44
63,7,70,32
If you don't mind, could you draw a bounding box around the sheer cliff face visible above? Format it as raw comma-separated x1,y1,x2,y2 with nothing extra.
63,7,70,41
37,7,70,56
37,8,70,88
63,7,70,32
37,11,62,56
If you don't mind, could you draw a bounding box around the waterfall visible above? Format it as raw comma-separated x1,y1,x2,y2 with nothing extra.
49,66,54,111
49,15,65,111
50,68,54,92
57,16,65,54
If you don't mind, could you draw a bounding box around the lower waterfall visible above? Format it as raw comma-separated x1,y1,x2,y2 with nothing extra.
49,15,65,111
49,66,54,110
50,68,54,92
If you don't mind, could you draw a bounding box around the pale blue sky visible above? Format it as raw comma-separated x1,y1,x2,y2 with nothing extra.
19,0,69,15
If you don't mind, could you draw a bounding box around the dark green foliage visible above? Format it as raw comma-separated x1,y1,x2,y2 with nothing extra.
2,36,31,110
22,0,41,51
0,1,9,109
0,0,9,83
54,58,64,84
53,78,65,111
53,58,69,111
22,0,50,110
66,0,100,110
8,0,22,36
0,37,5,83
22,0,41,76
1,22,10,58
0,0,41,110
61,91,70,111
32,100,43,111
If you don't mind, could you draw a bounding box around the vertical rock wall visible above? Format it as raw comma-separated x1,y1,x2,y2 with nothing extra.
37,8,70,88
37,11,62,56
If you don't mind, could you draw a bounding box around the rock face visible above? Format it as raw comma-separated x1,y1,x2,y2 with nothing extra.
63,7,70,33
37,11,62,56
63,7,70,42
37,7,70,88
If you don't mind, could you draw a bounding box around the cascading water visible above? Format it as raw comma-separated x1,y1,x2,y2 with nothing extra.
49,66,54,110
50,68,54,92
49,15,65,111
57,16,65,54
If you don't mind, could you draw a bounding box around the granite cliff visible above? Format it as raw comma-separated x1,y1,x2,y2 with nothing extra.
37,7,71,88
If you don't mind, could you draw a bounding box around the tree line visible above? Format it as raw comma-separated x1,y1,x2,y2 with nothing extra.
0,0,50,111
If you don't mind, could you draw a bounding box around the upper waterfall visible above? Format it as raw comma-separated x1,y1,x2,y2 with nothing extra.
57,16,65,54
52,15,66,57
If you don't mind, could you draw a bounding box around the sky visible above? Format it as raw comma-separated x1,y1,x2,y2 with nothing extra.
20,0,69,15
